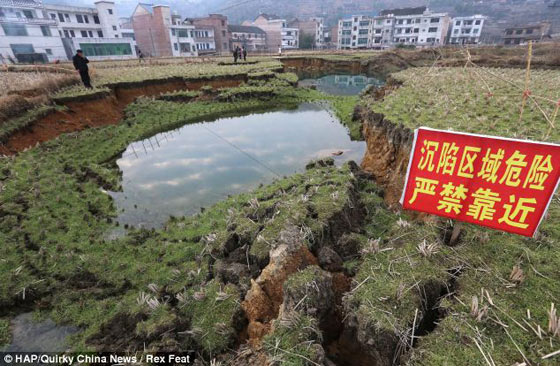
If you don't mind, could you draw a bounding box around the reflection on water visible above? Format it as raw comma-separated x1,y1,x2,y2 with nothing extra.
109,103,365,229
299,74,385,96
2,313,78,352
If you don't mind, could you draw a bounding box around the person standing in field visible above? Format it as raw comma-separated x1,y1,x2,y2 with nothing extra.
233,47,238,63
73,49,92,89
242,46,247,61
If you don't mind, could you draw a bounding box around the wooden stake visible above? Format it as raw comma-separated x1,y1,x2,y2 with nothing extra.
450,221,462,246
518,41,533,123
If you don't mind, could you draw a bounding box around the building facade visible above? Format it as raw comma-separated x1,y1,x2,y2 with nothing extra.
449,15,486,45
248,14,299,50
503,22,552,45
288,17,324,48
190,14,229,54
44,1,135,60
337,7,451,49
338,15,372,49
132,4,196,58
0,0,135,63
228,24,266,51
0,0,65,62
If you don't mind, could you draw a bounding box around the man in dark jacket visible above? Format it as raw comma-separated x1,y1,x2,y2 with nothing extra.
73,50,92,88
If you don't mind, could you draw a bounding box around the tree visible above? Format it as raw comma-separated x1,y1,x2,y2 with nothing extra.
299,33,315,49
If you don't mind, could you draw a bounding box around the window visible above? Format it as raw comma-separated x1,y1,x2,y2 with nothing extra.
222,30,226,36
414,28,419,33
2,23,28,36
23,10,33,19
10,44,34,55
386,19,391,24
430,18,439,23
45,48,52,55
76,14,83,23
358,29,368,35
40,25,52,36
456,21,461,26
171,28,176,36
98,30,103,37
93,15,100,24
58,13,65,22
108,9,113,15
454,29,459,34
88,31,93,37
515,29,523,35
464,20,473,25
64,14,69,21
428,27,438,33
70,30,75,37
505,39,511,45
63,30,69,38
84,15,89,23
526,29,534,34
357,37,367,45
473,29,479,34
114,34,118,37
359,21,369,27
506,30,513,35
80,42,132,56
112,26,117,31
174,43,178,51
50,13,56,20
81,30,88,37
475,20,481,25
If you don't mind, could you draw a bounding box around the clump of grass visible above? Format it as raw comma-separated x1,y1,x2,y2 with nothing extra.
0,318,10,347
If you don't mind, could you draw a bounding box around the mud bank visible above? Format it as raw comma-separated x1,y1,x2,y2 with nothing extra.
0,74,247,155
358,106,414,207
282,53,412,78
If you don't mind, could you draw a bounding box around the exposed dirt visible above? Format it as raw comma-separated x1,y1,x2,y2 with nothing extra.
0,75,247,155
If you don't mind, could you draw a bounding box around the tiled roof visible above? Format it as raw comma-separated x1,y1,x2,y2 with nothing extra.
379,6,427,16
228,24,266,34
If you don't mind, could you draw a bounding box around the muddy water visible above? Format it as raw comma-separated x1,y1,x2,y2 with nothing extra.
2,313,78,352
109,103,365,229
299,74,385,96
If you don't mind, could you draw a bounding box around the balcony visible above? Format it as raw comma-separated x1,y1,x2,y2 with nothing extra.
0,16,57,25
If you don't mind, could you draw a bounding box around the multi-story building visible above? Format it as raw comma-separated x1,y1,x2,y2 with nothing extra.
247,14,299,50
337,15,372,49
371,15,394,48
288,17,324,48
449,15,486,45
0,0,65,62
192,27,216,55
337,7,451,49
44,1,136,60
503,22,552,45
282,26,299,49
228,24,266,51
131,3,196,57
190,14,229,54
0,0,135,63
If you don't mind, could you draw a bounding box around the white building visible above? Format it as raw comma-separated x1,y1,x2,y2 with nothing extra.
282,27,299,49
0,0,66,62
0,0,136,63
449,15,486,45
338,15,372,49
337,7,452,49
44,1,135,60
170,14,197,57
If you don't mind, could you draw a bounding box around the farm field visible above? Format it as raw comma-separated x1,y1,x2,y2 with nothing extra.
0,46,559,365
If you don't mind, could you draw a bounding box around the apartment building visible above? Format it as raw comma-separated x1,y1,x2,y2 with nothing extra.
247,14,299,50
0,0,65,62
192,27,216,55
503,22,552,45
288,17,324,48
132,4,196,57
190,14,229,54
338,15,372,49
449,15,486,45
337,7,451,49
44,1,135,60
228,24,266,51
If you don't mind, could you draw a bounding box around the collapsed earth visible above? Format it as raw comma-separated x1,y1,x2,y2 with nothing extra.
1,45,560,366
